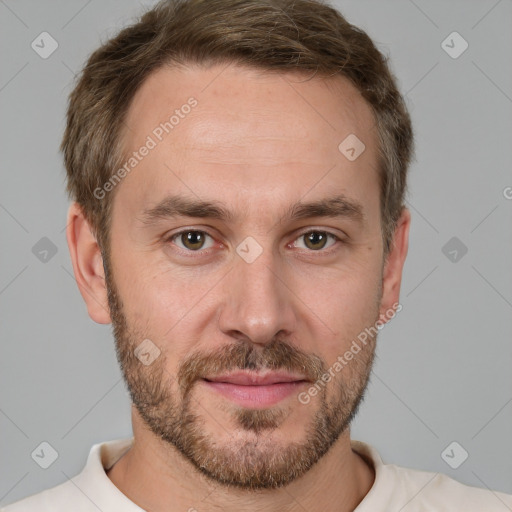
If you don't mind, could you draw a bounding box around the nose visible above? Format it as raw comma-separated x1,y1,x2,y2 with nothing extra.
217,244,297,346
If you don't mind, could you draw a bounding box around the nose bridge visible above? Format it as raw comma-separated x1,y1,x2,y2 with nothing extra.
218,239,296,344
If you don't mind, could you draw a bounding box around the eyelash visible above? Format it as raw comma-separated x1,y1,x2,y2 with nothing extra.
165,228,344,257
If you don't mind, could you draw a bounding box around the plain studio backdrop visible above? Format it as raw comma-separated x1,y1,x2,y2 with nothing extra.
1,0,511,505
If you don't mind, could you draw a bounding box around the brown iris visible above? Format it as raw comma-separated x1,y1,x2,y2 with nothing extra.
180,231,206,250
303,231,329,250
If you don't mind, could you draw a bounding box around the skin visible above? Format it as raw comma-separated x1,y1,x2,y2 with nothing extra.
67,63,410,512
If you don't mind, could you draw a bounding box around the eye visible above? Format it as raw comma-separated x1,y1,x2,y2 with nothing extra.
169,230,215,252
166,228,342,256
292,230,340,251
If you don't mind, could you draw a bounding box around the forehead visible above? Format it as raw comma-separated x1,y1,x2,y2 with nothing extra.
116,63,380,224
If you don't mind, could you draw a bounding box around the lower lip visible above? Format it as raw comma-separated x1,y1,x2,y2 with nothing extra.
202,380,308,408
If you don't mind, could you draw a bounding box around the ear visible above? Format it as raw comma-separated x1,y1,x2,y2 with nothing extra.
378,208,410,324
66,202,112,324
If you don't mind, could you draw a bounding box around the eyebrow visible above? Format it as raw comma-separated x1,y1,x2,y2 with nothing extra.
138,193,365,226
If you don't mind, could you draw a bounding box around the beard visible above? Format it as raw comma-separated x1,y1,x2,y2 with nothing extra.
103,251,379,491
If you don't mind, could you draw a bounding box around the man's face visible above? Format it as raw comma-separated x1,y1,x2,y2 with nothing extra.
102,63,394,490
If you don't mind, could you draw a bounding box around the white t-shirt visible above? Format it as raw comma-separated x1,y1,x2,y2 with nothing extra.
2,437,511,511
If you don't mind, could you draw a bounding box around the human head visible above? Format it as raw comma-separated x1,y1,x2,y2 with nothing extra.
65,0,412,491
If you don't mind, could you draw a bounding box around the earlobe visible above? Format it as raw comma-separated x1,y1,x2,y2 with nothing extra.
66,202,112,324
378,208,411,325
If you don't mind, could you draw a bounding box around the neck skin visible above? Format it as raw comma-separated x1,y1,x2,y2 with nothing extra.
106,407,375,512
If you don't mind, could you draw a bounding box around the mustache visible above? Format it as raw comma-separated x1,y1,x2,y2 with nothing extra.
177,338,327,398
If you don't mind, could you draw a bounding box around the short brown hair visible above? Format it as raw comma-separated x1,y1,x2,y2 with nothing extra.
62,0,413,260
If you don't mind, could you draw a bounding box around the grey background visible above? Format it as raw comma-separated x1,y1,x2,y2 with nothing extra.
1,0,511,506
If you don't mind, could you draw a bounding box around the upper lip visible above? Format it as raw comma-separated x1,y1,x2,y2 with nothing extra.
203,371,309,386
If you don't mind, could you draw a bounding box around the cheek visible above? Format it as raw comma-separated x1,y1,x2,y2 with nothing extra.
295,265,381,365
107,249,171,337
299,259,380,321
123,266,218,357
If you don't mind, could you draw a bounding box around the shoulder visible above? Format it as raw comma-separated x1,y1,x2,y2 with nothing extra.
351,440,512,511
388,463,512,510
1,479,91,512
1,438,135,512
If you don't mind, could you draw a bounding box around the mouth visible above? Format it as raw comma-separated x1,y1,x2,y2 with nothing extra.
201,371,310,408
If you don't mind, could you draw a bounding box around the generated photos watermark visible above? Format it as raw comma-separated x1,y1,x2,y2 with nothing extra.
298,302,402,405
94,97,198,200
